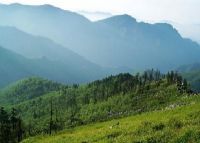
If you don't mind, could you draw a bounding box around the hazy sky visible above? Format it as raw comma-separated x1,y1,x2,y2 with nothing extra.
0,0,200,42
0,0,199,24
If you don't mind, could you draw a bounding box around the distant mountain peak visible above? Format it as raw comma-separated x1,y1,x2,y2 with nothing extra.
41,4,55,8
8,3,61,11
120,14,137,21
97,14,137,28
7,3,22,6
0,3,21,8
154,22,174,30
0,3,91,23
102,14,137,23
6,3,54,8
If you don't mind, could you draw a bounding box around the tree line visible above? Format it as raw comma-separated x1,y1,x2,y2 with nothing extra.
166,71,189,93
0,107,23,143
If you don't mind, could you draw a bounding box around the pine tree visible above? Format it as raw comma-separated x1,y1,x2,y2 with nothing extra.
183,79,188,92
49,98,53,135
0,107,10,143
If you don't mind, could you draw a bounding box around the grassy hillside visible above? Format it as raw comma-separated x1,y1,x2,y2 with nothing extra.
22,95,200,143
16,82,183,134
0,70,195,142
0,70,191,136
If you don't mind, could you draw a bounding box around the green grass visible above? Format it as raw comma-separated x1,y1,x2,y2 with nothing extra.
22,95,200,143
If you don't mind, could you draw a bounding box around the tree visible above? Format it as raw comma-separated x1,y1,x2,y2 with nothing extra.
49,98,53,135
16,118,23,142
0,107,10,143
143,71,148,83
0,107,23,143
10,108,18,131
183,79,188,92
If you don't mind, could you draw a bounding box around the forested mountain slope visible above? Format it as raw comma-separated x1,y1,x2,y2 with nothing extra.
0,70,192,137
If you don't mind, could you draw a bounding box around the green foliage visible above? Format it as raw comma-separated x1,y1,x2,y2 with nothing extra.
0,107,23,143
0,77,63,105
0,70,196,142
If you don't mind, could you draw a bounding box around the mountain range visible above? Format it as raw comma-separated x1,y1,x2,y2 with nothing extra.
0,3,200,87
0,45,109,87
0,3,200,71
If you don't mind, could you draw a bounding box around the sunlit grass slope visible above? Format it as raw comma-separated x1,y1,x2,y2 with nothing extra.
22,95,200,143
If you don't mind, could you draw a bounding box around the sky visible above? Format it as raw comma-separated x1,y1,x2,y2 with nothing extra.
0,0,199,23
0,0,200,42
